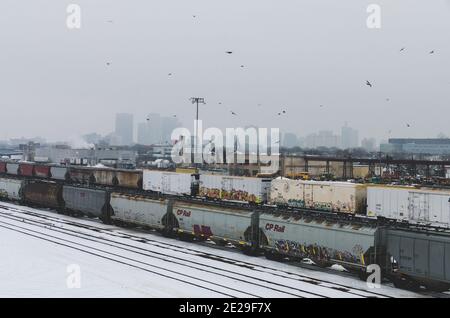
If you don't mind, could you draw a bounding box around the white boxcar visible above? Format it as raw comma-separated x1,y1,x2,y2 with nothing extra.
199,174,271,204
172,201,254,244
270,178,367,214
0,178,24,201
110,193,169,229
367,186,450,227
143,170,193,195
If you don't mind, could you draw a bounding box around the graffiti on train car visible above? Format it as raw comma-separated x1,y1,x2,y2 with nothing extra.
273,240,365,264
193,225,213,237
176,209,192,217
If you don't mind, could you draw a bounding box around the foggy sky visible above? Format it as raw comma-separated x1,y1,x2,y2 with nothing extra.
1,0,450,143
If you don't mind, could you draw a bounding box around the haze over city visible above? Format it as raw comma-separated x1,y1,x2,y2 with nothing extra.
1,0,450,143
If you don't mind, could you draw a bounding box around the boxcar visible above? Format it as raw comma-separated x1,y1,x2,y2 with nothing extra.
259,212,377,268
19,163,34,177
270,178,367,214
171,201,254,244
0,178,24,201
109,193,169,228
6,163,19,175
34,164,51,178
62,186,109,218
115,169,142,189
143,170,192,195
367,186,450,228
22,182,63,209
50,166,68,181
199,175,272,204
0,162,6,174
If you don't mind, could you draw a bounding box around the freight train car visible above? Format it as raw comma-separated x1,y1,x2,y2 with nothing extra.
62,186,110,220
91,168,116,186
22,182,63,209
68,167,95,184
6,163,19,175
199,175,271,204
376,228,450,291
34,164,51,179
109,193,171,231
50,166,68,181
115,169,142,189
270,178,367,214
0,178,24,201
259,212,377,267
19,162,34,177
367,186,450,228
171,200,256,246
143,170,193,195
0,162,7,174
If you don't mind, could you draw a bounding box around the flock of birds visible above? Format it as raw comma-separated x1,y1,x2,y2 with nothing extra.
103,15,439,132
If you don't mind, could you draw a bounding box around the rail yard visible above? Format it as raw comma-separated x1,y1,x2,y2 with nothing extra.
1,160,449,294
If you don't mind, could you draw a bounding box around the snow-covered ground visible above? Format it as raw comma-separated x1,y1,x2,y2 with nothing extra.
0,201,427,298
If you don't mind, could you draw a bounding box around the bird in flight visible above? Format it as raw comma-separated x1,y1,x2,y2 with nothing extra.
230,111,237,116
406,123,411,128
106,62,111,66
366,80,373,87
225,51,233,54
429,50,435,54
400,47,405,52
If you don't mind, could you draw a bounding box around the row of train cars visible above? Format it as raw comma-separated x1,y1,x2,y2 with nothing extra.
0,161,450,291
1,160,450,228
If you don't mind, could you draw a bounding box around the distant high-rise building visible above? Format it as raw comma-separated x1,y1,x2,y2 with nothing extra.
282,133,299,148
361,138,376,152
341,124,359,149
305,131,340,149
115,113,134,146
137,113,181,145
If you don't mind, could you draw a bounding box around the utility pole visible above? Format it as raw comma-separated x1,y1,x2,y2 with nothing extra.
190,97,205,166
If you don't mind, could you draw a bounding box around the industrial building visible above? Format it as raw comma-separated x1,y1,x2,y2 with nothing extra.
381,138,450,155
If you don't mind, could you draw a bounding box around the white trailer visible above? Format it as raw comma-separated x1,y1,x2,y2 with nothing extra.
199,174,271,204
367,186,450,228
143,170,193,195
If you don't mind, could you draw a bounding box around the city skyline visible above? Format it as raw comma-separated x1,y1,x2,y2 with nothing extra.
0,1,449,142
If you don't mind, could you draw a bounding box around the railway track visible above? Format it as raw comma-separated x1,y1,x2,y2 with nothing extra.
0,202,397,298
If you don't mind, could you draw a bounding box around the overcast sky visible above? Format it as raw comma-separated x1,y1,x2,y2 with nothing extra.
1,0,449,143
